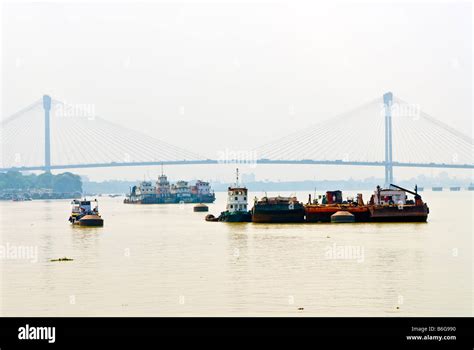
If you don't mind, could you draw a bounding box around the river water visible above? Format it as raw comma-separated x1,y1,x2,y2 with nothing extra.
0,190,472,316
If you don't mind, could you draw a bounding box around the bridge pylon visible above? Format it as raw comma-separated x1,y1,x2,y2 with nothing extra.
43,95,52,173
383,92,394,188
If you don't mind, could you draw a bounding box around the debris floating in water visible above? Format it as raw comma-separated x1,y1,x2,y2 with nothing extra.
50,257,74,262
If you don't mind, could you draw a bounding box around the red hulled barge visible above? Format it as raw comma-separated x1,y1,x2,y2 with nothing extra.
305,184,429,223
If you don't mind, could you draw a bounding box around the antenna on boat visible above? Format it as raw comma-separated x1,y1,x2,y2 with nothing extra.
161,163,164,176
236,168,239,186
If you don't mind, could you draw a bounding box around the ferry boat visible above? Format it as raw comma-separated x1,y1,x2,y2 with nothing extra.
217,169,252,222
124,171,215,204
68,199,104,226
252,195,305,223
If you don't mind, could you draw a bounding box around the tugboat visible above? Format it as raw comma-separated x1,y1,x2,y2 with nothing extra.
68,199,104,226
252,195,305,223
217,169,252,222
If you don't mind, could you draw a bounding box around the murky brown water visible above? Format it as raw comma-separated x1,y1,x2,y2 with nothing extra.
0,190,472,316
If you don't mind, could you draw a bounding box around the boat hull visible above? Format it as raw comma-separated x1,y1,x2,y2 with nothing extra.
124,194,215,204
251,208,305,223
74,215,104,227
218,211,252,222
368,204,428,222
305,204,428,223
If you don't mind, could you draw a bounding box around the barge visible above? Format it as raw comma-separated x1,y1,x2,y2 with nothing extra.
305,191,370,222
68,199,104,226
252,195,305,223
305,185,429,223
367,184,429,222
204,181,429,224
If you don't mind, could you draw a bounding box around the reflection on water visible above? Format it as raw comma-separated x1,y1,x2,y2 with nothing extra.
0,191,472,316
71,227,102,249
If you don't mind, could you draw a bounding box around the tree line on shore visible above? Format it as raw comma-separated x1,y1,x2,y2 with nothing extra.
0,171,82,193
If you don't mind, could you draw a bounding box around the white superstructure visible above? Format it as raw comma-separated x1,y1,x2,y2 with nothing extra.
136,181,155,195
196,180,211,195
226,169,248,213
373,188,407,205
156,174,171,195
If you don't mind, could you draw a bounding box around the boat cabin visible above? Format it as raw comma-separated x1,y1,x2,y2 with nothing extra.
137,181,155,195
71,199,99,215
372,189,407,206
156,174,171,195
227,187,248,212
196,180,211,195
326,190,343,204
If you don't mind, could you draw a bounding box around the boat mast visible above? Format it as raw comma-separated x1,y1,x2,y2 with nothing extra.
236,168,239,187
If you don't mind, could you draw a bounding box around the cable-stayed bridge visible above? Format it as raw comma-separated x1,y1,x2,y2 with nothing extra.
1,92,473,186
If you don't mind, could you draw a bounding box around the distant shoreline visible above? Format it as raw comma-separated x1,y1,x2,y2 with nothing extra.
83,179,474,195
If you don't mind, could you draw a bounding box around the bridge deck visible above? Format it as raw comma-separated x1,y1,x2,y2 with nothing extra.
1,159,473,172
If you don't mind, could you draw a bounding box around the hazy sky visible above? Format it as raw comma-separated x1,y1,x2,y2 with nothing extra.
1,0,472,182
